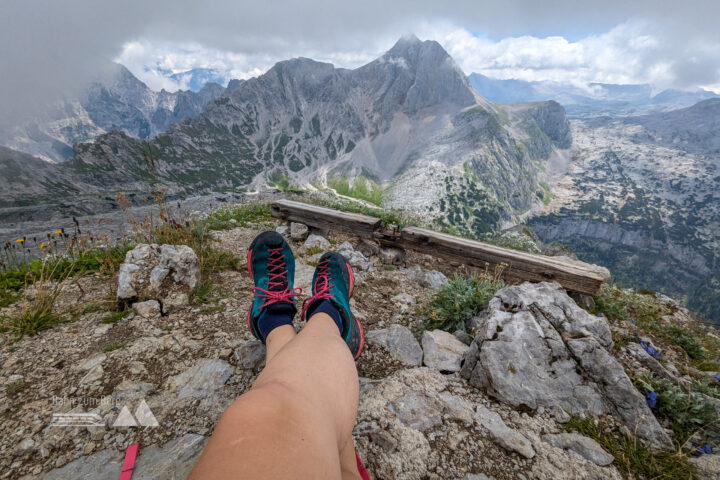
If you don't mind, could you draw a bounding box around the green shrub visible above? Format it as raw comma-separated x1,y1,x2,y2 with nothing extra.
663,326,706,360
635,376,717,442
418,274,504,332
202,203,272,230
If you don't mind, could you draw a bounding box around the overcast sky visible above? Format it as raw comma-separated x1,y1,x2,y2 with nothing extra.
2,0,719,122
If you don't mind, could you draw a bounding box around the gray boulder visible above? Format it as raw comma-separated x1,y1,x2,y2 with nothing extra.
422,330,469,373
461,282,672,450
233,340,266,370
403,266,449,290
290,222,309,241
366,325,423,366
474,405,535,459
275,225,290,236
543,433,614,466
304,234,330,250
690,454,720,480
133,300,161,318
171,359,233,399
117,244,200,312
379,248,405,265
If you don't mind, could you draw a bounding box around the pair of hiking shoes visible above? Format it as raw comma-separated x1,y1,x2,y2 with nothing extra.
246,231,364,360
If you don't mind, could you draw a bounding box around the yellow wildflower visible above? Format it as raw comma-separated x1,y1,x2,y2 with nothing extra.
40,242,46,249
16,238,24,244
55,229,63,235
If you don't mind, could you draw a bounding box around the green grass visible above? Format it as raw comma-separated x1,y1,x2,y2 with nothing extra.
564,416,696,479
103,343,125,353
100,309,130,324
418,273,504,332
327,176,383,206
635,375,718,443
201,203,273,230
593,284,718,367
5,379,28,397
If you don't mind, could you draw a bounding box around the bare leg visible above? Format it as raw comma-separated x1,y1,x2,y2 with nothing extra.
188,313,359,479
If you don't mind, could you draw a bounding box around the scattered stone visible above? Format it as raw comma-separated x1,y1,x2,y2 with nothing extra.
133,434,208,480
453,330,473,345
17,437,35,452
304,234,330,250
422,330,469,373
370,430,398,453
346,250,373,272
233,340,266,370
403,266,449,290
357,239,380,257
275,225,290,236
543,433,614,466
461,282,672,450
689,454,720,480
290,222,309,241
625,342,677,382
379,248,405,266
391,293,415,314
133,300,161,318
366,325,423,366
474,405,535,459
171,359,233,399
78,353,106,371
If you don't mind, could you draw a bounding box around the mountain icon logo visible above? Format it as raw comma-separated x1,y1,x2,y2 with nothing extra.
112,400,159,428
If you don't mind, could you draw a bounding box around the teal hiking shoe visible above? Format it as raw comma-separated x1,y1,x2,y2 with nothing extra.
301,252,364,360
246,231,301,342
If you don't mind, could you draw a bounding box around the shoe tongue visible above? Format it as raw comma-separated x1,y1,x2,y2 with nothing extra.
265,301,295,316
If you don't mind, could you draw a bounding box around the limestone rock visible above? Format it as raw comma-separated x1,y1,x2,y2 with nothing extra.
366,325,423,366
474,405,535,459
116,244,200,312
689,454,720,480
403,266,449,290
171,359,232,399
290,222,309,241
379,248,405,265
133,300,161,318
422,330,469,373
543,433,614,466
391,293,415,315
304,234,330,250
275,225,290,236
625,342,677,382
461,281,672,450
233,340,266,370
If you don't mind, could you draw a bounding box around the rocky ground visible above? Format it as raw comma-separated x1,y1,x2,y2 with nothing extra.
1,216,718,479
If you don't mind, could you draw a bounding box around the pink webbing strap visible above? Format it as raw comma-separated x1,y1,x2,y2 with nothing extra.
119,443,139,480
356,451,371,480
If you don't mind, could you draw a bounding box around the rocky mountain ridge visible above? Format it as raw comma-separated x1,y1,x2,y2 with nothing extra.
0,36,570,236
0,63,224,163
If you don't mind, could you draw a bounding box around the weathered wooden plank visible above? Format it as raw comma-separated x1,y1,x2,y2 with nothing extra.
269,199,609,295
390,227,609,295
270,199,381,237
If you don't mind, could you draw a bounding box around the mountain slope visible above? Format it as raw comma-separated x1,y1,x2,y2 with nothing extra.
0,64,224,162
2,36,570,234
528,105,720,324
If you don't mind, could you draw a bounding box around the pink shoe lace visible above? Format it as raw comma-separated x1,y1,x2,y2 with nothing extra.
253,247,301,309
301,258,333,320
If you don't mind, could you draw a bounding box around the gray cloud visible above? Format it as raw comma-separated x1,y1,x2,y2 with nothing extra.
1,0,719,126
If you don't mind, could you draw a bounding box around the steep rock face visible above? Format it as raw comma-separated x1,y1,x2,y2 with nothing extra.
2,36,570,234
0,63,224,163
461,282,673,450
529,117,720,324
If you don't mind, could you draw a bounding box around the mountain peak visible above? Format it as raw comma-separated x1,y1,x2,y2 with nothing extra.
385,34,446,60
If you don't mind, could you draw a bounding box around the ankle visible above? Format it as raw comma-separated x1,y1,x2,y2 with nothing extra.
306,299,343,335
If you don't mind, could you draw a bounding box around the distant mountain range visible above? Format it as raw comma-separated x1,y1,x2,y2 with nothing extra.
468,73,718,118
0,35,567,238
0,64,224,162
169,68,227,92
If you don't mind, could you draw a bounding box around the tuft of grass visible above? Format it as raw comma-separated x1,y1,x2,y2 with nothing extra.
100,309,130,324
103,343,125,353
418,272,504,332
202,203,272,230
564,416,696,479
594,284,717,367
304,246,325,257
5,379,28,397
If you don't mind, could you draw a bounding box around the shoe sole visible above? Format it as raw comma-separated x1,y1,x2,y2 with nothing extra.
341,259,365,360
